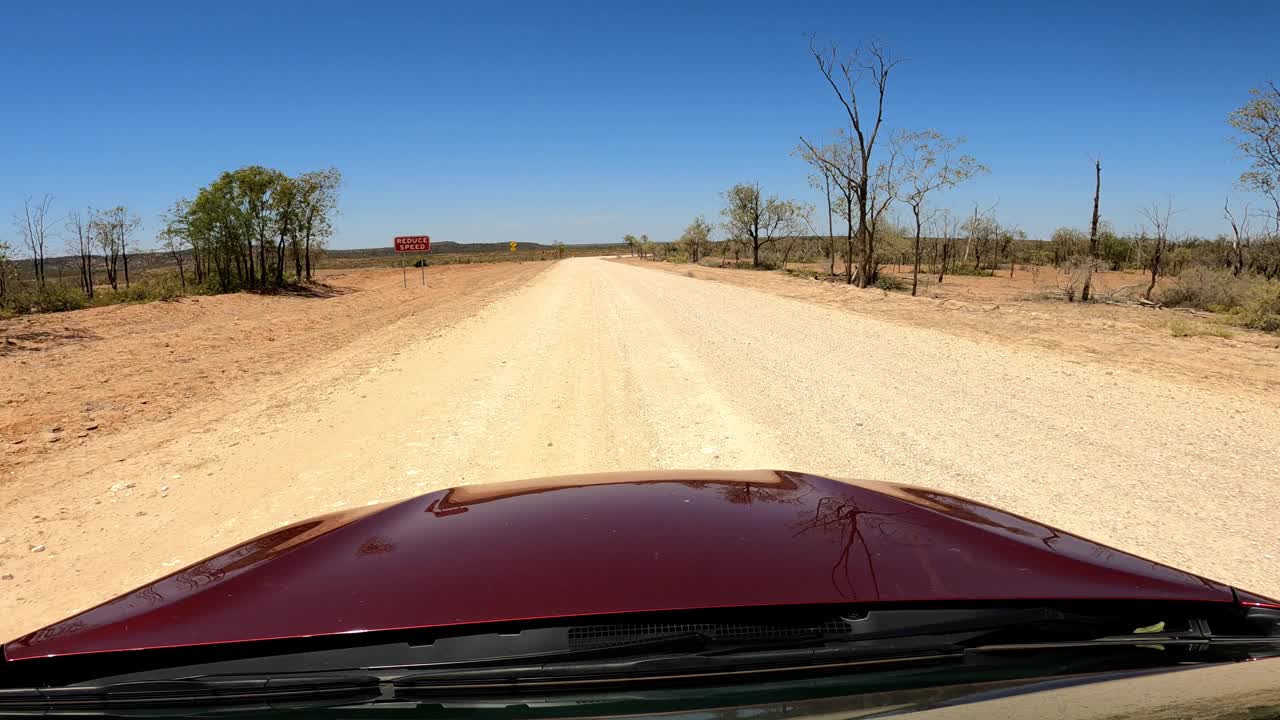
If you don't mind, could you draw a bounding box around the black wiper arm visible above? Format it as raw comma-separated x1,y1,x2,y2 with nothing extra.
436,630,711,667
392,608,1150,691
394,635,977,692
0,674,379,711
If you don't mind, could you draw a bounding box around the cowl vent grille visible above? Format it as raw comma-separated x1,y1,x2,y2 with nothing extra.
568,618,858,649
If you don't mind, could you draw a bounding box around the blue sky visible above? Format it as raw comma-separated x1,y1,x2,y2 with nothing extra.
1,0,1275,249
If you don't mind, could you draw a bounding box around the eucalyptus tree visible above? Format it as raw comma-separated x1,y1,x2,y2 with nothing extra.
720,183,807,268
896,130,986,295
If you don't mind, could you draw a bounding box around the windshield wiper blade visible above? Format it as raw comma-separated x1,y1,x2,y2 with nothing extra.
391,608,1161,691
10,605,1190,701
0,674,379,711
393,637,977,692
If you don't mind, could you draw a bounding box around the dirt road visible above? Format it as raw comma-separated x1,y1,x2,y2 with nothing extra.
4,257,1279,640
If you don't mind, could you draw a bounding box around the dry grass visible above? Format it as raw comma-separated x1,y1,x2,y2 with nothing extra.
1168,317,1235,339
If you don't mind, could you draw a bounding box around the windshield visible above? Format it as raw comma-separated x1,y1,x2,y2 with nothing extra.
2,3,1279,719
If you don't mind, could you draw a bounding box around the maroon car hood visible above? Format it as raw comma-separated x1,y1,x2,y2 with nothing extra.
6,471,1241,661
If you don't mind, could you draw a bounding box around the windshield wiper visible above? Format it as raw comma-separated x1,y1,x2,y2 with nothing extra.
391,608,1124,691
10,604,1264,705
0,674,380,711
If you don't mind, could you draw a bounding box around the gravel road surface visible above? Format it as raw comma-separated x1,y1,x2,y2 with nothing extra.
3,257,1278,640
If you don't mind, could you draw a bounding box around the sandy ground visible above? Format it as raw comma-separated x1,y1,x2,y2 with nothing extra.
632,259,1280,397
0,262,548,474
2,257,1279,641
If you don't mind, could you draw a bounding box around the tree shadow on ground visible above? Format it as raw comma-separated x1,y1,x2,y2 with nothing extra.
0,327,101,355
249,282,348,299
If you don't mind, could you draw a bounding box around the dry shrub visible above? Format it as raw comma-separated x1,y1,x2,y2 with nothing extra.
1233,283,1280,332
1168,317,1234,339
1156,267,1251,311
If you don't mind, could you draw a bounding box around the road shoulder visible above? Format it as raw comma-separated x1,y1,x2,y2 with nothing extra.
614,258,1280,398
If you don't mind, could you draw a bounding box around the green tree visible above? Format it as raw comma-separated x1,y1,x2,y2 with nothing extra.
720,182,806,268
1228,81,1280,232
295,168,342,281
896,130,986,295
270,174,300,285
1050,227,1087,266
678,216,712,263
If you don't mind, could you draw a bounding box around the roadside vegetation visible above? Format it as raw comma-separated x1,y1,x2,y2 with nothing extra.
0,167,343,317
0,173,617,317
618,51,1280,333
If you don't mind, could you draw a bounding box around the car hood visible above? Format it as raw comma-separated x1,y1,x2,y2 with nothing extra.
5,470,1252,661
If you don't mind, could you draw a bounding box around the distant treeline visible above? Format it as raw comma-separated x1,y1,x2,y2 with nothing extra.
325,241,626,260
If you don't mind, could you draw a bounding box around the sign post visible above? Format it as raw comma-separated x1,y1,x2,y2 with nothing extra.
394,235,431,288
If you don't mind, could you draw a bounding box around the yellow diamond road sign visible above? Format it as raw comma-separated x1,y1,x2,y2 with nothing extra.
509,241,517,252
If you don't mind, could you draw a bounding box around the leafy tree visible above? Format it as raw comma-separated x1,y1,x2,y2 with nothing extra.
720,183,807,268
1228,81,1280,232
896,130,986,295
295,168,342,281
1096,222,1132,271
678,216,713,263
1050,227,1087,266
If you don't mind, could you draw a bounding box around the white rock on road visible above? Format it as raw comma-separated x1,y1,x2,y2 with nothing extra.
2,256,1278,641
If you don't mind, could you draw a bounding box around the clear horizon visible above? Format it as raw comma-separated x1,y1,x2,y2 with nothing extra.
2,0,1276,252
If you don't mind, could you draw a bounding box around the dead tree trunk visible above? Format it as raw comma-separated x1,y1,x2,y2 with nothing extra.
910,206,923,296
1081,158,1102,302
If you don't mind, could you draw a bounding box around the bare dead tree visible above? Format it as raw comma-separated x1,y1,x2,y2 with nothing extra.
1081,157,1102,302
961,200,999,271
15,194,56,288
819,169,834,274
1139,197,1177,300
934,209,960,284
65,209,96,298
1223,198,1252,277
804,38,902,287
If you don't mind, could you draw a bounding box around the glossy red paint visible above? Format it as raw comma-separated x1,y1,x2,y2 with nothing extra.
5,471,1242,662
1236,589,1280,610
